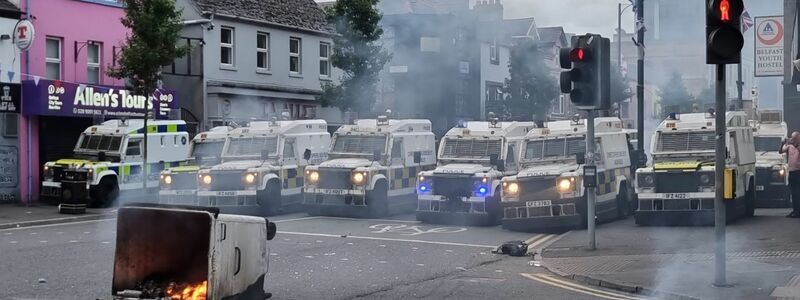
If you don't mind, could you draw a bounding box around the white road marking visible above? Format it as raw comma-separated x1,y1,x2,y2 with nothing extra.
416,264,425,267
272,216,324,223
313,216,421,224
378,261,387,264
29,232,37,235
9,241,17,244
69,240,78,243
39,240,47,243
521,273,648,300
4,232,12,235
0,218,114,232
278,231,496,248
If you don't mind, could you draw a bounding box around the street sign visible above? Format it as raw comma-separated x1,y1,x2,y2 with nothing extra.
13,20,34,52
754,16,784,77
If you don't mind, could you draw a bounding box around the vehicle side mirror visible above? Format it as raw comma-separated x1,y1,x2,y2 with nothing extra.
576,152,586,165
413,151,422,164
98,151,107,162
261,149,269,161
303,149,312,161
266,221,277,241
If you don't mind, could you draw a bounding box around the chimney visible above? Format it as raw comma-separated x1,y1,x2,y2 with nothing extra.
474,0,503,22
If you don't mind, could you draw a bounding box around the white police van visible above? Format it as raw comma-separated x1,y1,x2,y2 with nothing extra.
159,126,232,205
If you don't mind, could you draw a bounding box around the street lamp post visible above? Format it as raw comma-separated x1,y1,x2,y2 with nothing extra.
618,3,633,70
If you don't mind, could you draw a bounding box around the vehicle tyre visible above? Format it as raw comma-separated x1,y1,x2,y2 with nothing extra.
486,190,502,224
367,180,389,217
745,179,756,218
258,180,282,216
617,183,631,219
90,177,119,208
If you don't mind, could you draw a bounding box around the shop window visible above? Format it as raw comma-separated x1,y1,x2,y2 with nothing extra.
46,37,62,80
3,113,17,137
87,43,101,84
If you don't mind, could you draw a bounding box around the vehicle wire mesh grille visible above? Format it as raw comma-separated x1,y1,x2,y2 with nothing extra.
756,168,772,185
519,177,558,201
657,131,715,152
318,169,352,189
442,139,502,158
170,173,197,190
431,176,473,197
655,172,697,193
51,166,64,182
210,172,244,191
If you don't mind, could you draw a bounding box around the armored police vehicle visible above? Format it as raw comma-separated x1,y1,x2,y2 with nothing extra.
196,120,330,216
750,110,790,208
42,119,191,210
635,111,756,226
159,126,232,205
416,119,536,225
500,118,634,231
304,116,437,217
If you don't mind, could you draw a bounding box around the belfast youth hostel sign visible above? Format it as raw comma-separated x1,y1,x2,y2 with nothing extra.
754,16,783,77
22,79,178,119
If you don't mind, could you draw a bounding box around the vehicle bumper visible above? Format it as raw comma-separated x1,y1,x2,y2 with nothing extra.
635,192,716,226
196,190,261,215
416,195,495,226
500,199,581,232
303,190,371,217
158,190,199,206
755,184,791,208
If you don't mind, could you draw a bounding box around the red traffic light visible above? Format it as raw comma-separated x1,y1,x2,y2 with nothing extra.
571,48,586,61
719,0,730,21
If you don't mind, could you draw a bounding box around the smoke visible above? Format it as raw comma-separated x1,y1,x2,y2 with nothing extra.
495,0,634,37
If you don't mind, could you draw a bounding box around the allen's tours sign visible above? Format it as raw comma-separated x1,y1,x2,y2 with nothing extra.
22,79,177,119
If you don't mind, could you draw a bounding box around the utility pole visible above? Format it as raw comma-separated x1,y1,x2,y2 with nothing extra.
737,64,744,109
586,109,597,250
636,0,645,167
618,3,623,70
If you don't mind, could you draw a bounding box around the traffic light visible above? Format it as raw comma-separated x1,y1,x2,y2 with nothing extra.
559,34,611,110
706,0,744,64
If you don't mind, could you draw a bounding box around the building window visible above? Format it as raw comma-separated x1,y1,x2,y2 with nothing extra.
489,39,499,65
257,32,270,71
319,42,331,77
46,37,62,80
87,43,101,84
220,27,234,66
290,37,302,74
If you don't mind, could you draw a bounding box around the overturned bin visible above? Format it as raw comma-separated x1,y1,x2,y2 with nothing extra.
112,203,277,300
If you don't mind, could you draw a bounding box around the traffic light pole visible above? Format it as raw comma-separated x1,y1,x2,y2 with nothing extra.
636,0,645,165
714,64,727,287
586,109,597,251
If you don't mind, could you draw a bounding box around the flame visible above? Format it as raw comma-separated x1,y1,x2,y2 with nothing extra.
166,280,207,300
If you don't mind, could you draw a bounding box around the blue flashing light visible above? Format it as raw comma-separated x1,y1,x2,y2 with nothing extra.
477,186,488,196
418,184,430,193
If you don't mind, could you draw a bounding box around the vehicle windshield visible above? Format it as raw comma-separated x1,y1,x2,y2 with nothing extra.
223,136,278,159
440,138,503,159
331,134,387,155
755,136,782,152
655,130,715,153
191,141,225,165
76,134,123,153
525,137,586,160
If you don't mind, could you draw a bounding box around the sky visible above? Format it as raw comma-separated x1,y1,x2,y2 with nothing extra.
499,0,635,37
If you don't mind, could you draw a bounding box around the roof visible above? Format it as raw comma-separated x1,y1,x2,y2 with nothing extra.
533,118,623,137
537,26,566,45
504,18,536,38
657,112,749,130
88,119,187,135
192,0,331,33
0,0,19,13
445,121,536,139
193,126,232,141
338,119,433,134
232,119,328,135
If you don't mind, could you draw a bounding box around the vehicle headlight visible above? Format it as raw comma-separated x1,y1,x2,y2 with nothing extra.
43,165,52,178
87,169,94,180
503,181,520,196
638,173,655,188
352,171,368,185
773,168,786,181
556,177,575,193
306,170,320,184
243,173,257,185
698,172,714,186
200,174,212,185
162,175,172,185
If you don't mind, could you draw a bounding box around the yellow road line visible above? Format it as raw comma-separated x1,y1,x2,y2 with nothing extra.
527,234,556,250
525,234,546,245
521,273,648,300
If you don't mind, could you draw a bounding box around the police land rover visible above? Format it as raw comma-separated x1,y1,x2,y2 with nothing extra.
635,111,756,226
196,119,330,216
500,117,634,231
304,116,437,217
158,126,232,205
751,110,791,208
41,119,191,211
416,118,536,225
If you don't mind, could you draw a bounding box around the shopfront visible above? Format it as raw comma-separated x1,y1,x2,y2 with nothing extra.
21,79,178,202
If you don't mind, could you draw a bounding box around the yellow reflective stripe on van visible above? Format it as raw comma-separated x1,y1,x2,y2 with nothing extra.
654,161,701,170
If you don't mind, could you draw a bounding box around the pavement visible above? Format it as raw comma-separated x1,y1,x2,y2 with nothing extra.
0,202,117,230
0,212,646,300
540,209,800,300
